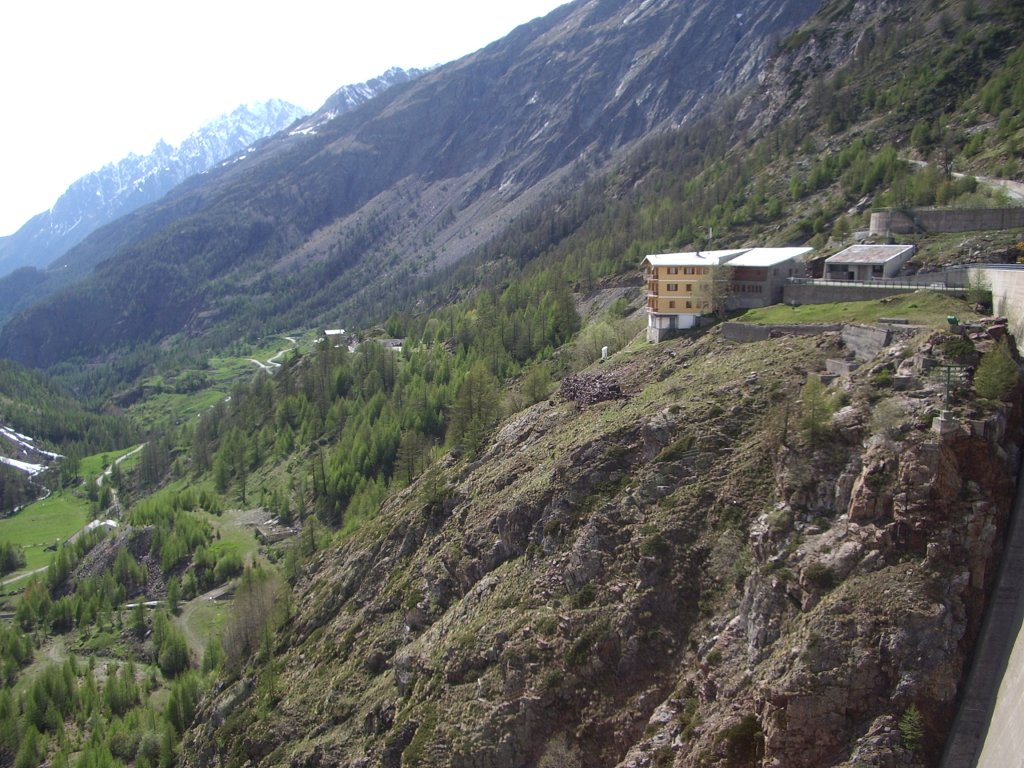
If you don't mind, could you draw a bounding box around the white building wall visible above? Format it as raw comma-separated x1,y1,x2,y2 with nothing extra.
646,312,700,342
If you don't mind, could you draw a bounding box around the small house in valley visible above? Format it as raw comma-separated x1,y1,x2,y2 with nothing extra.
324,329,346,347
643,246,812,342
823,244,916,281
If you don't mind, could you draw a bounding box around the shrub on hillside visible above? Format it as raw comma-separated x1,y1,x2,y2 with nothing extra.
974,338,1019,400
0,542,25,576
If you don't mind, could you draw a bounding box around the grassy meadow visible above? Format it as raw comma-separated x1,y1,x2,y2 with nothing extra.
737,290,982,328
0,490,91,577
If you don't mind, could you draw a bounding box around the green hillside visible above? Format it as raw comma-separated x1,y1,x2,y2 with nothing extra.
0,1,1023,767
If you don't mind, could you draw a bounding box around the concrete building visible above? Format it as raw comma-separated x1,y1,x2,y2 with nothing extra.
824,243,916,281
643,247,812,341
727,247,814,309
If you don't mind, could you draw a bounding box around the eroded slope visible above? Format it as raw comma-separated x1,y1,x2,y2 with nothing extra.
183,323,1022,767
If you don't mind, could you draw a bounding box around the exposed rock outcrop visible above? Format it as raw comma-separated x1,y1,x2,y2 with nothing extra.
182,325,1022,768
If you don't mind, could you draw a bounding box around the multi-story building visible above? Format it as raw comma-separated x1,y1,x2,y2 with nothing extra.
643,246,812,341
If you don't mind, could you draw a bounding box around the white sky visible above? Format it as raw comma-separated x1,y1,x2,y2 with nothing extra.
0,0,568,236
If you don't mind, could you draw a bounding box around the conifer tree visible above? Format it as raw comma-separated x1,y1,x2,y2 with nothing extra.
448,363,500,456
800,376,837,444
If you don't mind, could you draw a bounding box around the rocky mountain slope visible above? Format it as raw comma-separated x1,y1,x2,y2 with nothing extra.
0,0,823,368
180,315,1022,767
289,67,428,137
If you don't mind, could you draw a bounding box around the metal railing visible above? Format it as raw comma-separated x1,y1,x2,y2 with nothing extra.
786,277,966,291
787,262,1023,291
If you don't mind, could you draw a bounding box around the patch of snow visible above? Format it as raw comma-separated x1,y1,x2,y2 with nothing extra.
0,457,46,475
1,425,62,459
528,121,552,143
84,519,118,533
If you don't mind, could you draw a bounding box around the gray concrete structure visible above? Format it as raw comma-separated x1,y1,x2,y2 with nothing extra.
977,617,1024,767
783,281,925,305
826,359,860,375
726,248,812,309
940,266,1024,764
824,244,917,280
720,322,842,343
842,324,891,360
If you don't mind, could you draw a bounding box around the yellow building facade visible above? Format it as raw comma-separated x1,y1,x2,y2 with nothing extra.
642,250,744,341
643,247,813,341
644,262,713,315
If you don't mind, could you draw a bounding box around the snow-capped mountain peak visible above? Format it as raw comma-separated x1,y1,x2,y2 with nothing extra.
0,99,308,279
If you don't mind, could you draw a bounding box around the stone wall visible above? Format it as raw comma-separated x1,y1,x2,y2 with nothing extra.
871,208,1024,236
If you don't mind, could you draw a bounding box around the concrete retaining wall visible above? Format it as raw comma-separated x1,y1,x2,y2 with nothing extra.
942,271,1024,766
871,208,1024,235
784,282,918,305
721,322,842,343
942,444,1024,768
975,268,1024,353
721,323,891,362
842,324,891,360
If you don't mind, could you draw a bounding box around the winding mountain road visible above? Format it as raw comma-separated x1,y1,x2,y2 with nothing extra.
907,158,1024,203
248,336,297,373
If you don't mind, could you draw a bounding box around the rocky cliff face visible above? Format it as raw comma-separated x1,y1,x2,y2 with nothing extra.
737,0,942,133
181,320,1022,767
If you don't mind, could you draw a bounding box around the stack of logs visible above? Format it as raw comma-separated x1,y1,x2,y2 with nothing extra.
559,373,628,410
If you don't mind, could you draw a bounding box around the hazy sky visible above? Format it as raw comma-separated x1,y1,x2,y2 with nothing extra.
0,0,568,236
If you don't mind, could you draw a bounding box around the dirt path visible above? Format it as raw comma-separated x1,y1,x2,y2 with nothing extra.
0,564,48,589
96,443,145,514
249,336,297,373
907,158,1024,202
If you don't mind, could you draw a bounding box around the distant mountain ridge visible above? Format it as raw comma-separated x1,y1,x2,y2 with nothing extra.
0,99,308,279
0,68,427,329
0,67,425,283
0,0,824,368
290,66,429,136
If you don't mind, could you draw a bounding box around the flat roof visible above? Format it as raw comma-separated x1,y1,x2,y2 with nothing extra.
644,247,812,268
825,244,916,264
643,249,748,267
728,246,813,267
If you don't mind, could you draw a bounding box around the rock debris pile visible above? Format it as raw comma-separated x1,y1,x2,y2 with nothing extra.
559,373,628,409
